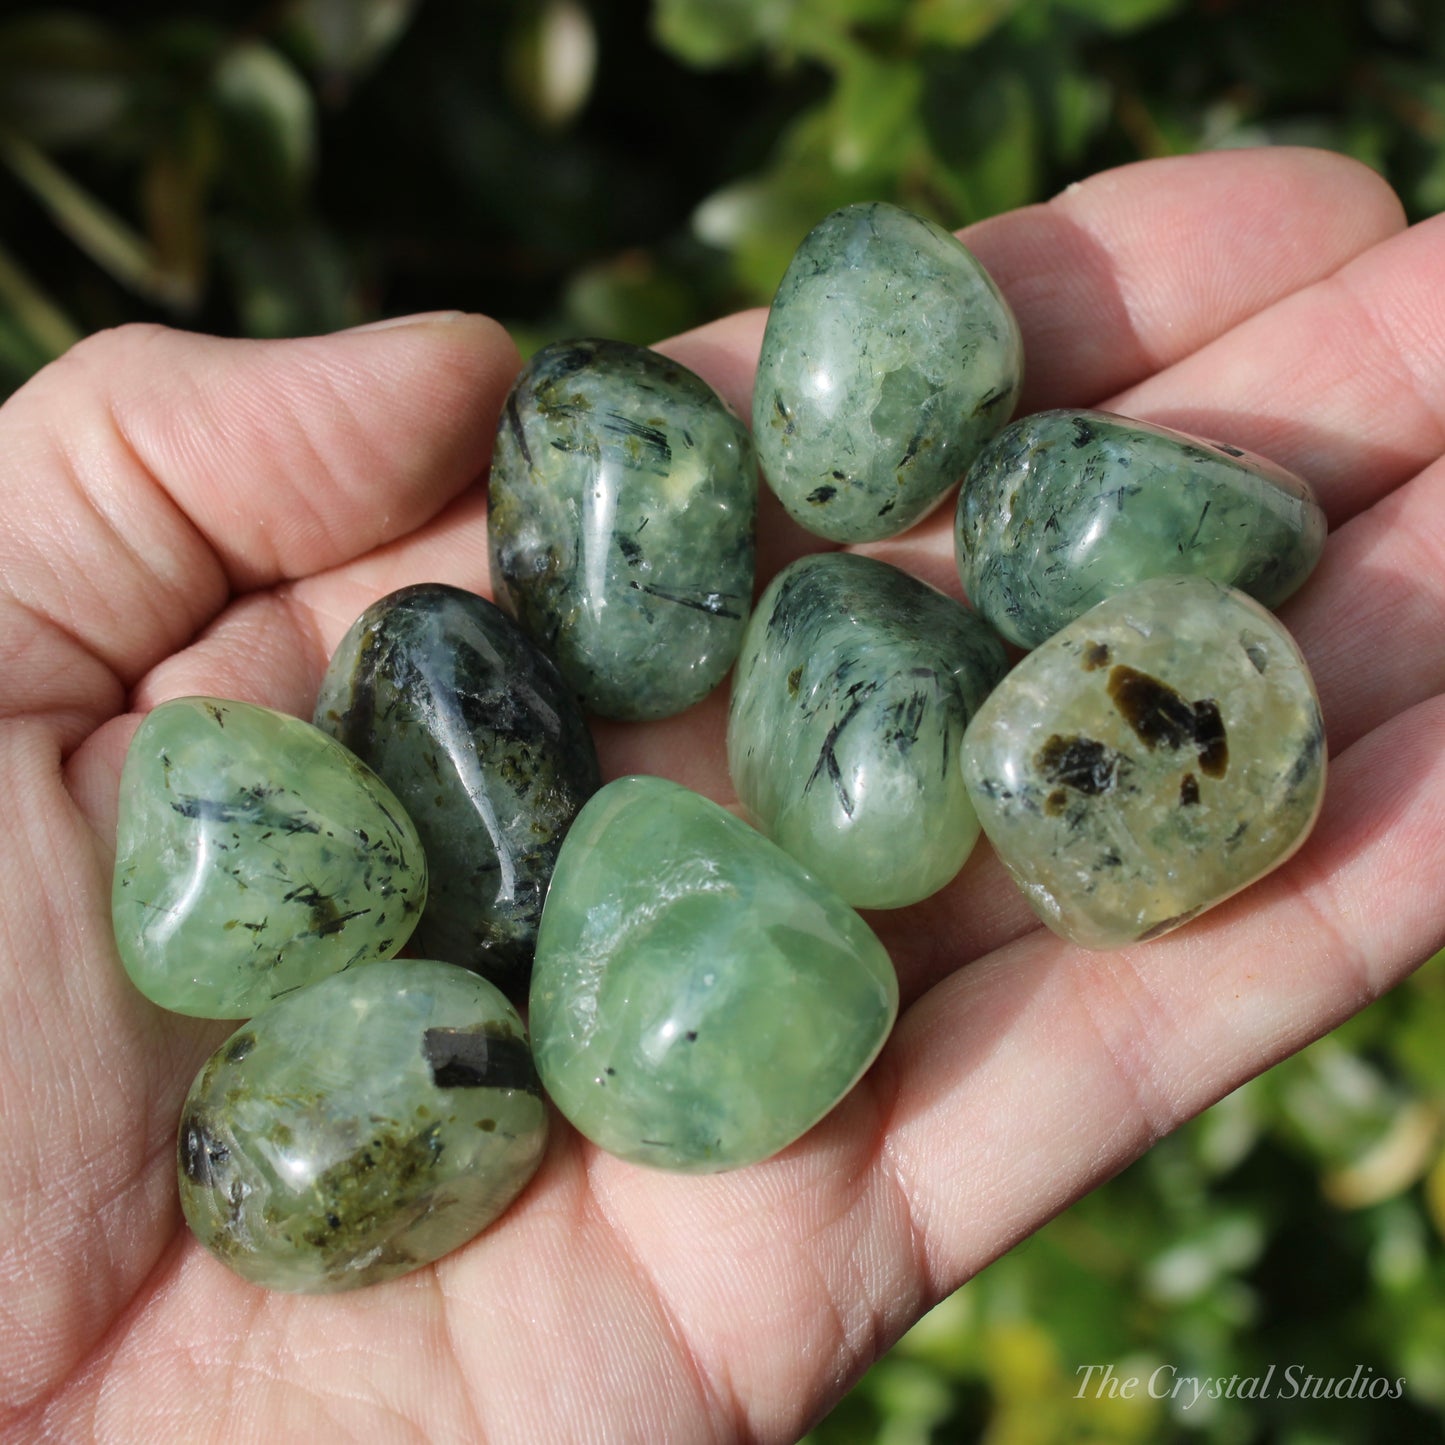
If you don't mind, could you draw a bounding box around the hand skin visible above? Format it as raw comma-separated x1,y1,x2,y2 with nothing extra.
2,147,1442,1443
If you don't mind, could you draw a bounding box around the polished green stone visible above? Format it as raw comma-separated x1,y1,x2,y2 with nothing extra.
956,408,1327,649
314,583,599,996
752,201,1022,544
529,776,898,1171
728,553,1008,909
113,697,426,1018
488,338,757,720
961,577,1325,948
178,958,547,1293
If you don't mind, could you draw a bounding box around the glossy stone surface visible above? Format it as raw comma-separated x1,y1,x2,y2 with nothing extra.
178,959,547,1292
113,697,426,1018
529,776,898,1171
961,577,1325,949
314,583,599,995
753,201,1022,544
728,553,1008,909
488,338,757,720
956,408,1327,649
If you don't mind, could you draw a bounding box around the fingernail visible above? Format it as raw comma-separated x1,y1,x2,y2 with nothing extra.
342,310,468,334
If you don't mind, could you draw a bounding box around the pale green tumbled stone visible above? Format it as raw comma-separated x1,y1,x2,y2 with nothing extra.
961,578,1325,948
956,409,1327,649
753,200,1022,543
178,959,547,1292
113,697,426,1018
488,337,757,720
529,776,898,1172
728,552,1008,909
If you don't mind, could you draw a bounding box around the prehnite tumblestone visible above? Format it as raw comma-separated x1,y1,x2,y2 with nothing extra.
728,552,1008,909
961,577,1326,948
529,776,898,1172
314,583,600,996
752,201,1022,543
178,958,547,1293
112,697,425,1018
955,408,1327,649
488,338,757,720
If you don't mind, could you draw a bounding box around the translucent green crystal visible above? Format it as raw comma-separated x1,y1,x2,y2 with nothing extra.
529,776,898,1172
956,409,1327,649
961,577,1326,948
753,201,1023,543
112,696,426,1018
314,583,600,995
488,338,757,720
728,552,1008,909
178,959,547,1292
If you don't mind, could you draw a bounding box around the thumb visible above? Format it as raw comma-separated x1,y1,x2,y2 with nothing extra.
1,313,519,734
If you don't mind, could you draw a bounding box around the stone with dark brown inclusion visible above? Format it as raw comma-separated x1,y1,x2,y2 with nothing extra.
961,577,1326,948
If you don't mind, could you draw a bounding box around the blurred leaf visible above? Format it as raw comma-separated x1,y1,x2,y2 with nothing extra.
0,236,80,370
508,0,598,129
907,0,1026,47
1049,64,1111,162
284,0,420,91
1323,1101,1440,1209
561,249,699,342
650,0,779,66
139,126,212,311
0,125,196,309
923,62,1038,219
868,1358,954,1442
827,51,923,176
1050,0,1184,33
216,219,358,336
213,41,315,215
1394,951,1445,1097
653,0,908,69
691,107,880,300
1425,1144,1445,1242
0,11,132,147
1143,1213,1264,1306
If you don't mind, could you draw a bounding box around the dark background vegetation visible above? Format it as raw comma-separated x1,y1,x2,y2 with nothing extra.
3,2,1445,1440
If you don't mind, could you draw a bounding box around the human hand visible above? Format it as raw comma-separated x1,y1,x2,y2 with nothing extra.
3,146,1441,1442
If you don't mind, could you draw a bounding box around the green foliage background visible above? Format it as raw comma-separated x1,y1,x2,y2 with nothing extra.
3,1,1444,1439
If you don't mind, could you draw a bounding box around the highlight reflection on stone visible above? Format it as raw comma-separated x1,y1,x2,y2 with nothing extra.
178,959,547,1292
112,697,425,1018
961,578,1326,948
728,552,1008,909
955,408,1327,649
529,776,898,1172
488,338,757,720
315,583,600,995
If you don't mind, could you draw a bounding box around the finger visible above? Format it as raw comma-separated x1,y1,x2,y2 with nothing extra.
1,315,519,742
1111,210,1445,523
966,147,1404,415
1281,456,1445,754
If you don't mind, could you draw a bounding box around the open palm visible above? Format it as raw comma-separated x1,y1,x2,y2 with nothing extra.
4,147,1442,1442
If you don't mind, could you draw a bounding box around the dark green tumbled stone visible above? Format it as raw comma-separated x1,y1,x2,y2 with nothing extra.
530,776,898,1172
112,697,426,1018
753,201,1023,543
314,583,600,995
955,408,1328,649
728,553,1008,908
178,959,547,1292
488,338,758,720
